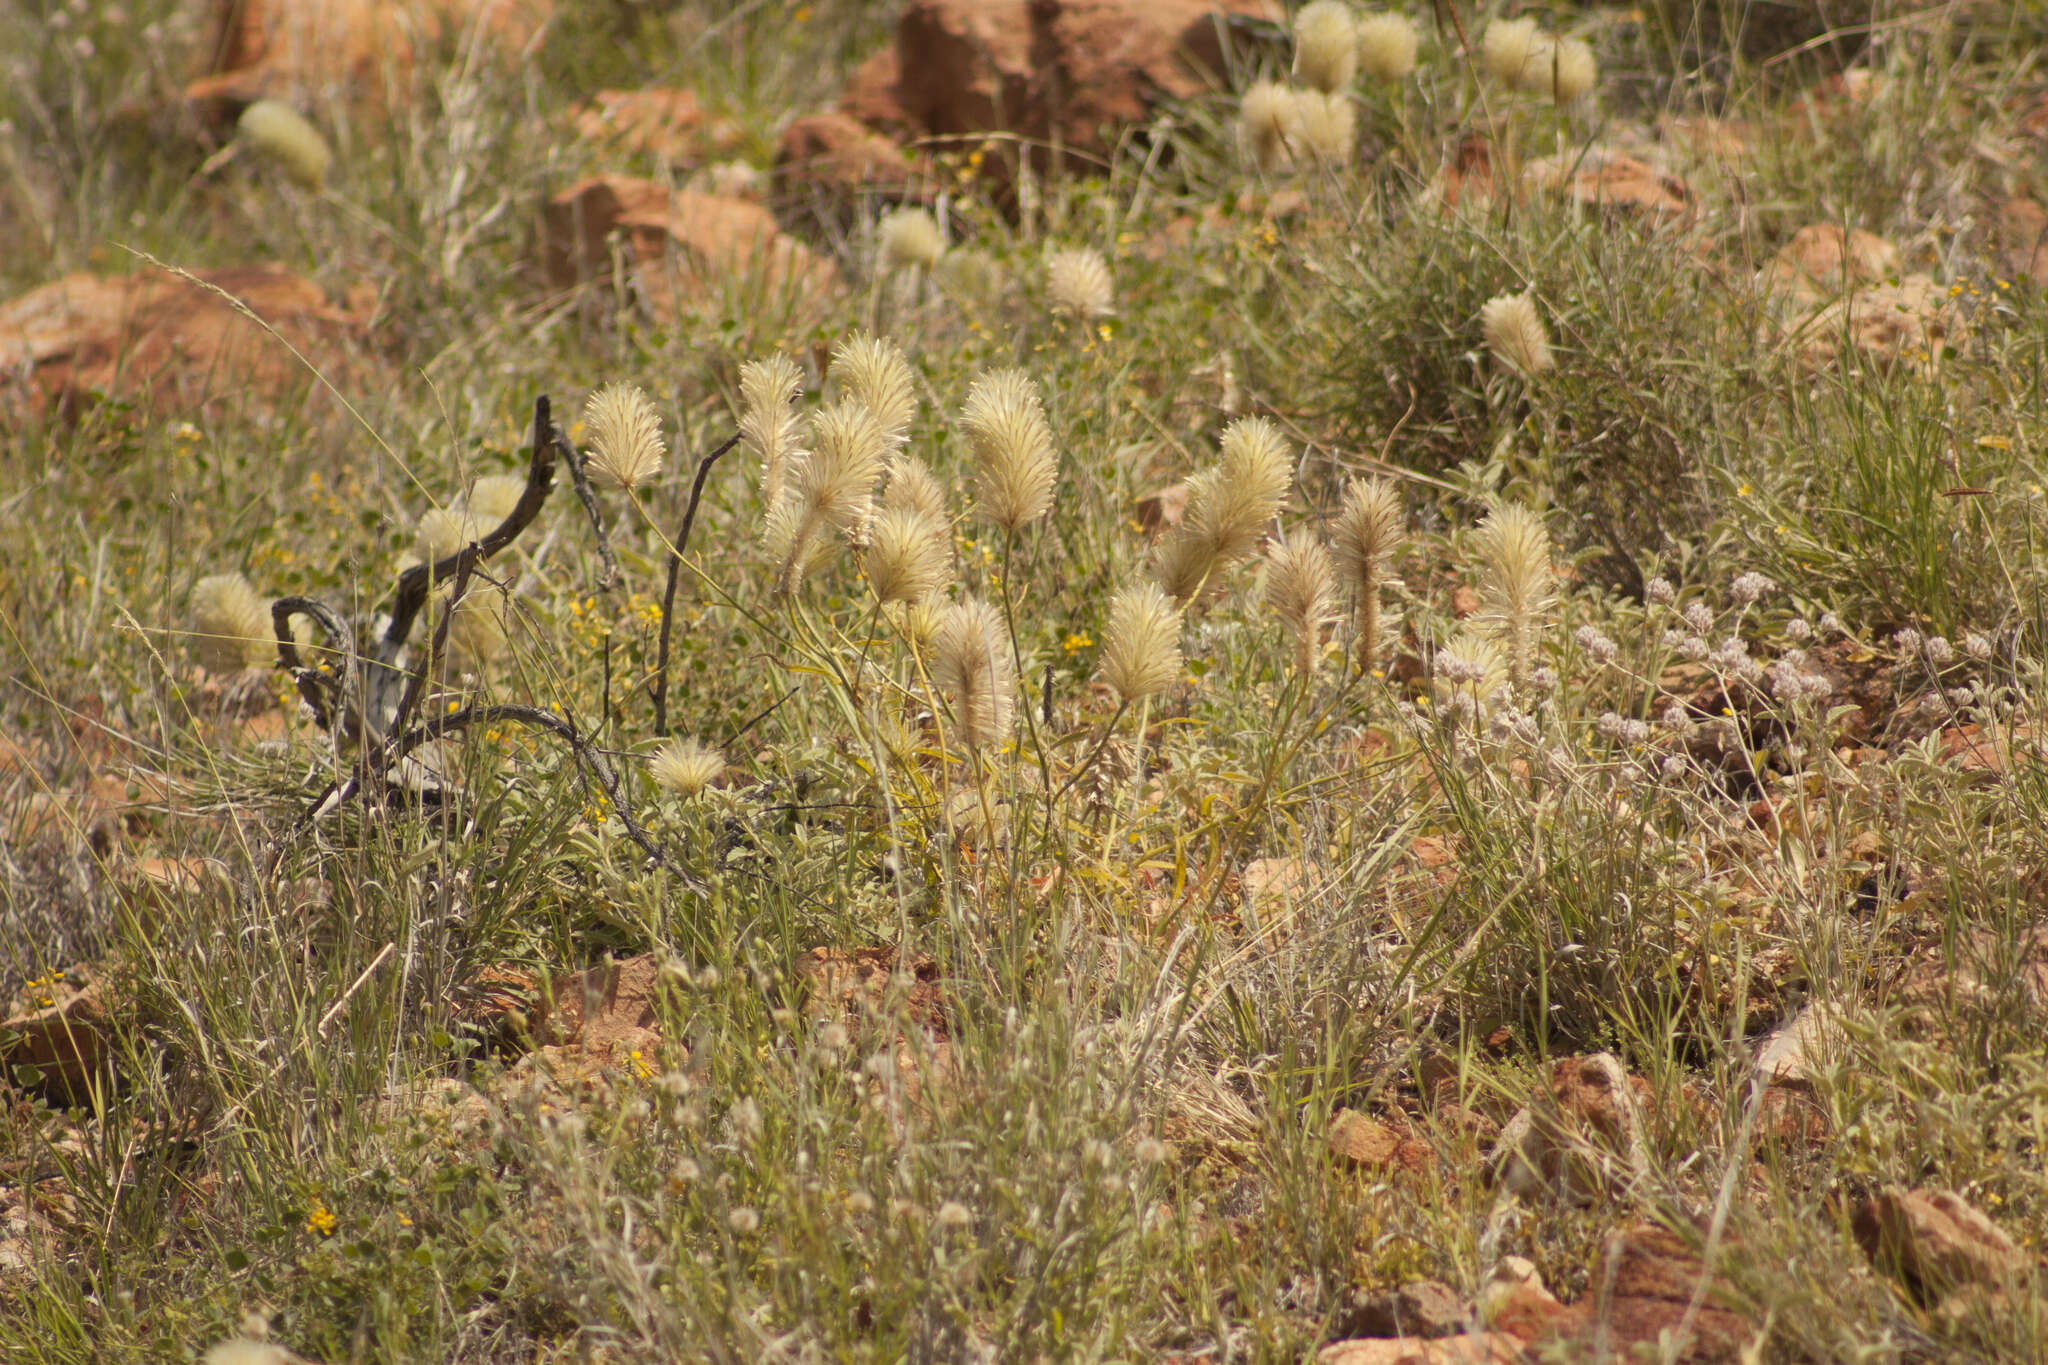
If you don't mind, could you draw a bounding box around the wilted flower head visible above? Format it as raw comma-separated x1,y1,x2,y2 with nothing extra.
1292,0,1359,93
1283,89,1355,166
1099,581,1184,703
1473,502,1557,693
833,332,916,450
237,98,331,190
1331,476,1404,670
583,382,666,492
1356,11,1419,81
1046,246,1115,319
1480,17,1542,87
191,572,274,673
933,597,1016,750
1240,79,1294,172
877,207,945,272
962,368,1059,530
1263,528,1338,676
739,353,807,514
1479,292,1554,376
650,737,725,797
864,505,952,604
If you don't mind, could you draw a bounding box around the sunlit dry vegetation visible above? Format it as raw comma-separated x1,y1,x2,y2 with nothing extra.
2,0,2047,1360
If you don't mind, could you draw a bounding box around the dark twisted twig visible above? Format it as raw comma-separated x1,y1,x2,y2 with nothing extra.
271,595,356,734
650,431,741,737
548,418,622,592
364,397,559,736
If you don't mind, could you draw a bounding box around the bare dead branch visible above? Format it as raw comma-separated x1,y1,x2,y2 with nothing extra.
651,430,741,736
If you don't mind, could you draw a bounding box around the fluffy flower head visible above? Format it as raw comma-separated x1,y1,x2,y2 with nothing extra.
1240,79,1294,171
191,572,274,673
1099,581,1184,703
650,738,725,797
963,368,1059,530
878,208,945,272
864,505,952,604
833,332,916,449
1480,292,1554,375
1293,1,1359,93
1284,90,1354,166
933,598,1016,750
584,382,666,491
1356,11,1419,82
739,353,806,513
1047,246,1115,319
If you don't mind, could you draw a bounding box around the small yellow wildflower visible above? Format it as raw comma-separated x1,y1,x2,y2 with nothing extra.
1063,631,1094,654
304,1200,336,1237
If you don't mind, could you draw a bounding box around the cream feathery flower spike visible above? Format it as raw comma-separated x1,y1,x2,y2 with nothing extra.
962,368,1059,531
1099,581,1184,704
583,382,666,491
1046,246,1115,319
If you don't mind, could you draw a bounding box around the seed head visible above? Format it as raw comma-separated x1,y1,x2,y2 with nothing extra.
1046,246,1115,319
1479,292,1554,376
1292,1,1359,93
1240,79,1294,171
1154,416,1294,602
583,382,666,491
833,331,916,450
799,398,890,534
1481,18,1542,87
739,353,807,513
1264,528,1338,676
963,368,1059,531
1331,477,1404,672
1356,11,1419,82
1284,89,1354,166
650,737,725,797
864,505,952,604
191,572,274,673
933,597,1016,750
1473,502,1557,693
877,207,945,272
1099,581,1184,704
237,99,331,189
